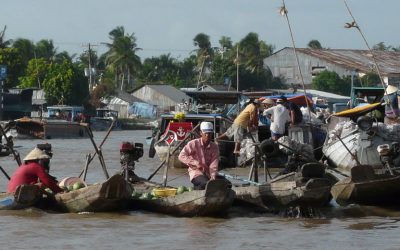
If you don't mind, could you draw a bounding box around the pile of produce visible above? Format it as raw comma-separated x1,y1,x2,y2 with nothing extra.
131,186,194,200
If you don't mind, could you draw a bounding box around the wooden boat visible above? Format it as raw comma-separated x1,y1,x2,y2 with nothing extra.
322,115,400,175
231,162,332,211
150,114,235,168
50,174,132,213
14,106,88,139
330,165,400,206
130,179,235,217
89,109,121,131
0,184,42,210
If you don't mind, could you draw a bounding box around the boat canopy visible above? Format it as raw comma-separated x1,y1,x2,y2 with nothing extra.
260,93,313,107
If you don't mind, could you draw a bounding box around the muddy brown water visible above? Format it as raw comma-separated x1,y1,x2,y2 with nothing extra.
0,130,399,250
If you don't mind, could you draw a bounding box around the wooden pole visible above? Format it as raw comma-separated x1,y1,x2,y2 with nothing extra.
84,125,109,179
82,153,91,182
78,119,115,178
163,145,171,187
0,166,10,180
147,123,201,181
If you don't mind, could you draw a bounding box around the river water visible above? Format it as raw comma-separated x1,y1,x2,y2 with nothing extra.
0,130,399,250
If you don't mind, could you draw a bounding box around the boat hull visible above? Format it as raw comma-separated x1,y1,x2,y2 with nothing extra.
52,175,132,213
130,180,235,217
0,185,42,210
331,172,400,206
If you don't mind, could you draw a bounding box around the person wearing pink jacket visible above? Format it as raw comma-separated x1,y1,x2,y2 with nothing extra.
178,122,219,190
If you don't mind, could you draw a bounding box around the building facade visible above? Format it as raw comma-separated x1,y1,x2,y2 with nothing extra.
264,47,400,87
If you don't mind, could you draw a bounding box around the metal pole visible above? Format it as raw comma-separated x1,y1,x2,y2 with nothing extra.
0,79,3,121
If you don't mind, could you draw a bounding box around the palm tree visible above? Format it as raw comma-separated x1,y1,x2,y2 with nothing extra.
239,32,274,74
0,26,12,49
105,26,141,90
35,39,57,61
193,33,213,87
307,40,323,49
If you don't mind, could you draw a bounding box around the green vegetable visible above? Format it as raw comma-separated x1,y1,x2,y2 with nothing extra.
140,193,153,200
131,191,140,198
176,186,187,195
73,182,85,190
67,185,74,191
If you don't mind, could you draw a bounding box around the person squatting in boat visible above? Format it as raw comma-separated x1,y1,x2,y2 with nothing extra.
7,147,63,194
216,99,260,154
178,122,220,190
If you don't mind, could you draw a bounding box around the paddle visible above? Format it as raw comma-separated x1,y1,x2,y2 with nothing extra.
147,123,201,181
0,166,10,180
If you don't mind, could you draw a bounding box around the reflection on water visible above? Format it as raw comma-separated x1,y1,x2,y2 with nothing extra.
0,131,399,250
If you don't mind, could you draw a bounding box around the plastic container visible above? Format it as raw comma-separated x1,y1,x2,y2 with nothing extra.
152,188,177,197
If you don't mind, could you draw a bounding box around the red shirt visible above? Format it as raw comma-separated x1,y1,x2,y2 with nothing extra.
7,162,63,193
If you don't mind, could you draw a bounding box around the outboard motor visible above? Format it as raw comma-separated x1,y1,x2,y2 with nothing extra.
120,141,144,182
377,142,400,175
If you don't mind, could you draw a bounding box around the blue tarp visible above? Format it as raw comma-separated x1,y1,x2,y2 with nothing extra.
128,102,157,118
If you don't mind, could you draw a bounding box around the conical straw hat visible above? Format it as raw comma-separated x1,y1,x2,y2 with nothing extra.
23,148,50,161
386,85,398,95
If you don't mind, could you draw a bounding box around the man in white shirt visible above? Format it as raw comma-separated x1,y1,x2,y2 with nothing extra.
263,98,291,140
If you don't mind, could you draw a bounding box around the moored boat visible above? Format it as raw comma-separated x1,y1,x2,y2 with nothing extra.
129,179,235,217
231,162,332,211
13,106,88,139
49,174,132,213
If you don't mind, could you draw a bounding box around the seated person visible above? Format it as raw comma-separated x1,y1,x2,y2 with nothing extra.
7,147,63,194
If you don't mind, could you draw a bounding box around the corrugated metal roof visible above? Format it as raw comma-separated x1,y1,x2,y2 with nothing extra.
146,84,190,103
295,48,400,75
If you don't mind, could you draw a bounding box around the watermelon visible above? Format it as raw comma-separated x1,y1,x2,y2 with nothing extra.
188,187,194,192
131,191,140,198
176,186,187,195
73,182,84,190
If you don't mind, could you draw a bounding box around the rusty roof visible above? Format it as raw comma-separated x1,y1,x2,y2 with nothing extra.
292,48,400,75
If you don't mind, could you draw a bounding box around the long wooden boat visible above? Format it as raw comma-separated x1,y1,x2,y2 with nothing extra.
232,163,332,211
130,179,235,217
50,174,132,213
0,184,42,210
330,165,400,206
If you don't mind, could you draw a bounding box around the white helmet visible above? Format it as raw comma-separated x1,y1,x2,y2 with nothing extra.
200,122,213,133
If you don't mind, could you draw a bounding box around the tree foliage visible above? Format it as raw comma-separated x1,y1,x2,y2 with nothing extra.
312,70,350,95
308,40,322,49
0,48,24,88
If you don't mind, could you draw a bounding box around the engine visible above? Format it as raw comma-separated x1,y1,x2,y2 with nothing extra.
377,142,400,174
120,141,144,182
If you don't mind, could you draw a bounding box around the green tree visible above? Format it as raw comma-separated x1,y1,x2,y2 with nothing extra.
372,42,391,51
238,32,274,75
360,72,381,86
0,26,12,49
35,39,57,61
18,58,49,88
43,60,88,105
312,70,350,95
308,40,322,49
12,38,35,68
193,33,213,85
0,48,23,88
104,26,142,90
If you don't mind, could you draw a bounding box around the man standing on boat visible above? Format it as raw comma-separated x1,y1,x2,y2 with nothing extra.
263,98,291,141
178,122,219,190
216,99,260,154
7,147,63,194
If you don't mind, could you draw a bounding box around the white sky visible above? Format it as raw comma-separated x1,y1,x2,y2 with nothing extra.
1,0,399,60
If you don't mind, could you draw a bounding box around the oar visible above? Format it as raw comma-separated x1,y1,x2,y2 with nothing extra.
148,123,201,181
78,119,115,178
0,124,21,166
0,166,10,180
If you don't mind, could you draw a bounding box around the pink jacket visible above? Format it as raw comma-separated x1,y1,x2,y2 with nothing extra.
178,138,219,181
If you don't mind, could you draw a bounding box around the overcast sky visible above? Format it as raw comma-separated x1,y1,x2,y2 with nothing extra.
1,0,399,59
